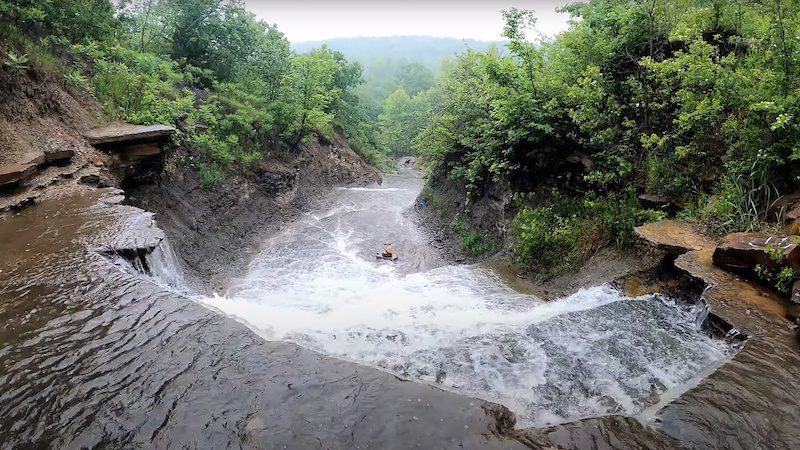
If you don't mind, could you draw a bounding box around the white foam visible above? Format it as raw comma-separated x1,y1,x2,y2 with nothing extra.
189,172,734,427
336,187,408,192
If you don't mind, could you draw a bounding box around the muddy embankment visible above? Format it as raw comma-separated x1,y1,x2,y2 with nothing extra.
126,132,381,293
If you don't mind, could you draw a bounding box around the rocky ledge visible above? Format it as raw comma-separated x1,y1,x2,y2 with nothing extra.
515,220,800,450
0,187,528,450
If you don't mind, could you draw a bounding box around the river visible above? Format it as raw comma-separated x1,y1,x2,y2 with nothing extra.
182,168,736,427
0,169,758,448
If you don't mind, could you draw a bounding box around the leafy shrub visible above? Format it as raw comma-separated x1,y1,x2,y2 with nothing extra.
646,155,690,198
754,264,796,294
508,189,665,275
197,162,224,189
6,51,28,72
63,68,88,90
451,218,500,256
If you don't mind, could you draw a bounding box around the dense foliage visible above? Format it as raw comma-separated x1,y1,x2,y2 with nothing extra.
387,0,800,272
4,0,800,274
0,0,392,185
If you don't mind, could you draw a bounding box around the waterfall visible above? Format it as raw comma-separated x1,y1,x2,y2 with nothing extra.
144,238,188,292
119,236,188,293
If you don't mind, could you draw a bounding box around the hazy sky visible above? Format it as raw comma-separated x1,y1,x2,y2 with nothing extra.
244,1,574,43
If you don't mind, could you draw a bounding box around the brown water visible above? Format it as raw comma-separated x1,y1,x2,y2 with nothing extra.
2,177,799,449
0,187,525,449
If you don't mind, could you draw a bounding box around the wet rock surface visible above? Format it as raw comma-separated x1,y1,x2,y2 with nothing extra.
634,220,800,450
713,232,800,273
518,415,682,450
127,133,381,293
633,220,705,255
0,189,526,450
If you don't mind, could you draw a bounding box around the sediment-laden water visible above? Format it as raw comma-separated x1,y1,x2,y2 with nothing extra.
176,168,738,427
5,163,800,450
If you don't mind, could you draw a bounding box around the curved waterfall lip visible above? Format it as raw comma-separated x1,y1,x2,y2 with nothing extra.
150,168,739,428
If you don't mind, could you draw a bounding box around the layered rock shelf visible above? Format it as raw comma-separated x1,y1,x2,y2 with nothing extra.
85,124,175,168
0,149,75,189
0,161,37,187
84,124,175,146
713,232,800,273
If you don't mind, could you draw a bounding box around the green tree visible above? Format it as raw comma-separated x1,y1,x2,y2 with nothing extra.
1,0,117,41
278,48,340,144
379,86,429,157
395,61,434,95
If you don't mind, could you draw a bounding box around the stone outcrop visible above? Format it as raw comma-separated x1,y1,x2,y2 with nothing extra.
84,124,175,165
768,193,800,222
44,147,74,164
84,124,175,185
633,219,706,254
0,148,76,189
712,232,800,273
84,124,175,146
0,162,37,187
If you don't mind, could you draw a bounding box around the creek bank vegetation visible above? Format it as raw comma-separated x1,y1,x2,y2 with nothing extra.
373,0,800,309
0,0,394,190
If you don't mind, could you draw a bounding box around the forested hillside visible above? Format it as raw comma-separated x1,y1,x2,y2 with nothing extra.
292,36,497,69
385,1,800,279
4,0,799,282
294,37,499,121
0,0,393,186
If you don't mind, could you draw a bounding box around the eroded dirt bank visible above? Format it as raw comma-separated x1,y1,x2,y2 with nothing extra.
126,132,381,293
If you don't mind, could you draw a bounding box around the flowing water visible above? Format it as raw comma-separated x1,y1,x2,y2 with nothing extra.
6,169,798,449
179,168,739,427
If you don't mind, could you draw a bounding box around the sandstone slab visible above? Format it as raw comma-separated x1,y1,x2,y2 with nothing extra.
85,124,175,147
634,220,707,254
712,232,800,273
26,152,45,166
0,162,36,187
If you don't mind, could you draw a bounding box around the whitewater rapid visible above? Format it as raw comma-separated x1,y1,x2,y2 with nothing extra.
154,168,736,426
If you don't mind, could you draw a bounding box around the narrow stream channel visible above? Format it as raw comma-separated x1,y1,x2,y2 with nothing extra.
146,168,739,427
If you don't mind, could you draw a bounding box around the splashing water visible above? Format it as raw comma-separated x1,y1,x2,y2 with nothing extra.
190,169,735,426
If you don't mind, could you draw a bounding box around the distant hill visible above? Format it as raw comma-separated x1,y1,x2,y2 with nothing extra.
292,36,502,70
293,36,505,118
